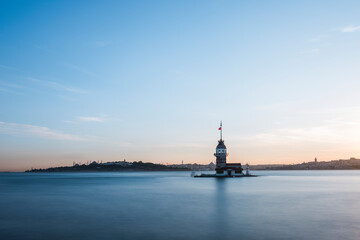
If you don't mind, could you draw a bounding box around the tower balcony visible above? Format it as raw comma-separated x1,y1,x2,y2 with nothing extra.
214,153,229,157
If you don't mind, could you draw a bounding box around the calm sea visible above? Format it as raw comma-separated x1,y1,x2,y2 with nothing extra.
1,171,360,240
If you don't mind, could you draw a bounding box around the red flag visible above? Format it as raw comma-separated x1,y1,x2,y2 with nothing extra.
219,127,221,130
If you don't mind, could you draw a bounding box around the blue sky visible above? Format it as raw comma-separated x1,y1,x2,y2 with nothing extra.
1,0,360,171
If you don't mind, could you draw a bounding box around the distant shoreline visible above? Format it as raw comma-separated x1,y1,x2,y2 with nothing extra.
250,158,360,171
3,169,360,174
25,160,190,173
14,157,360,173
25,169,191,173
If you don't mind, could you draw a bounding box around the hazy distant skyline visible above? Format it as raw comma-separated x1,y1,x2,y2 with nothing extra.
1,0,360,171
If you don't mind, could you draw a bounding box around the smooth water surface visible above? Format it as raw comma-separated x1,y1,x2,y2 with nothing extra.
1,171,360,240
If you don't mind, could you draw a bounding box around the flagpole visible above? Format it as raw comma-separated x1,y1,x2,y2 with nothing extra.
220,121,222,141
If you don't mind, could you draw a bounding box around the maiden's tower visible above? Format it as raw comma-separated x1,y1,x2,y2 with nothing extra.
194,121,253,178
214,121,243,176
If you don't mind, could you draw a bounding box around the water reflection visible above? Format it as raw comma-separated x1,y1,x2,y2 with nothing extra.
212,178,230,238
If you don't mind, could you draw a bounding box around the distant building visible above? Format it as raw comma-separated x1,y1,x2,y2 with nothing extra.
314,157,317,164
214,121,243,176
101,160,133,166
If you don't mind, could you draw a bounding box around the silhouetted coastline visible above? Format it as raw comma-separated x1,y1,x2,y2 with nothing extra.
25,158,360,173
26,160,190,172
250,158,360,170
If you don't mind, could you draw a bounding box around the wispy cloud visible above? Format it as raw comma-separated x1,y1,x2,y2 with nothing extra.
110,141,132,147
0,86,22,95
0,81,24,95
77,116,106,123
307,35,324,42
158,143,208,149
341,25,360,33
0,82,23,89
0,64,31,74
62,63,94,76
0,65,17,71
237,118,360,150
58,95,78,102
246,125,340,146
25,77,87,94
300,48,320,54
64,115,121,124
0,87,11,93
63,120,77,124
0,121,90,141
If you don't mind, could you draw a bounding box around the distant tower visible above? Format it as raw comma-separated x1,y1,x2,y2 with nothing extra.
245,163,250,175
214,121,228,173
314,157,317,164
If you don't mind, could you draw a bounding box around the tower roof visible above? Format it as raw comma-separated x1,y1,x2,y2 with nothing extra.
216,139,227,149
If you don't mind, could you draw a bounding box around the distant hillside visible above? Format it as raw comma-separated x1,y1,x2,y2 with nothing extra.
250,158,360,170
26,158,360,172
26,160,190,172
